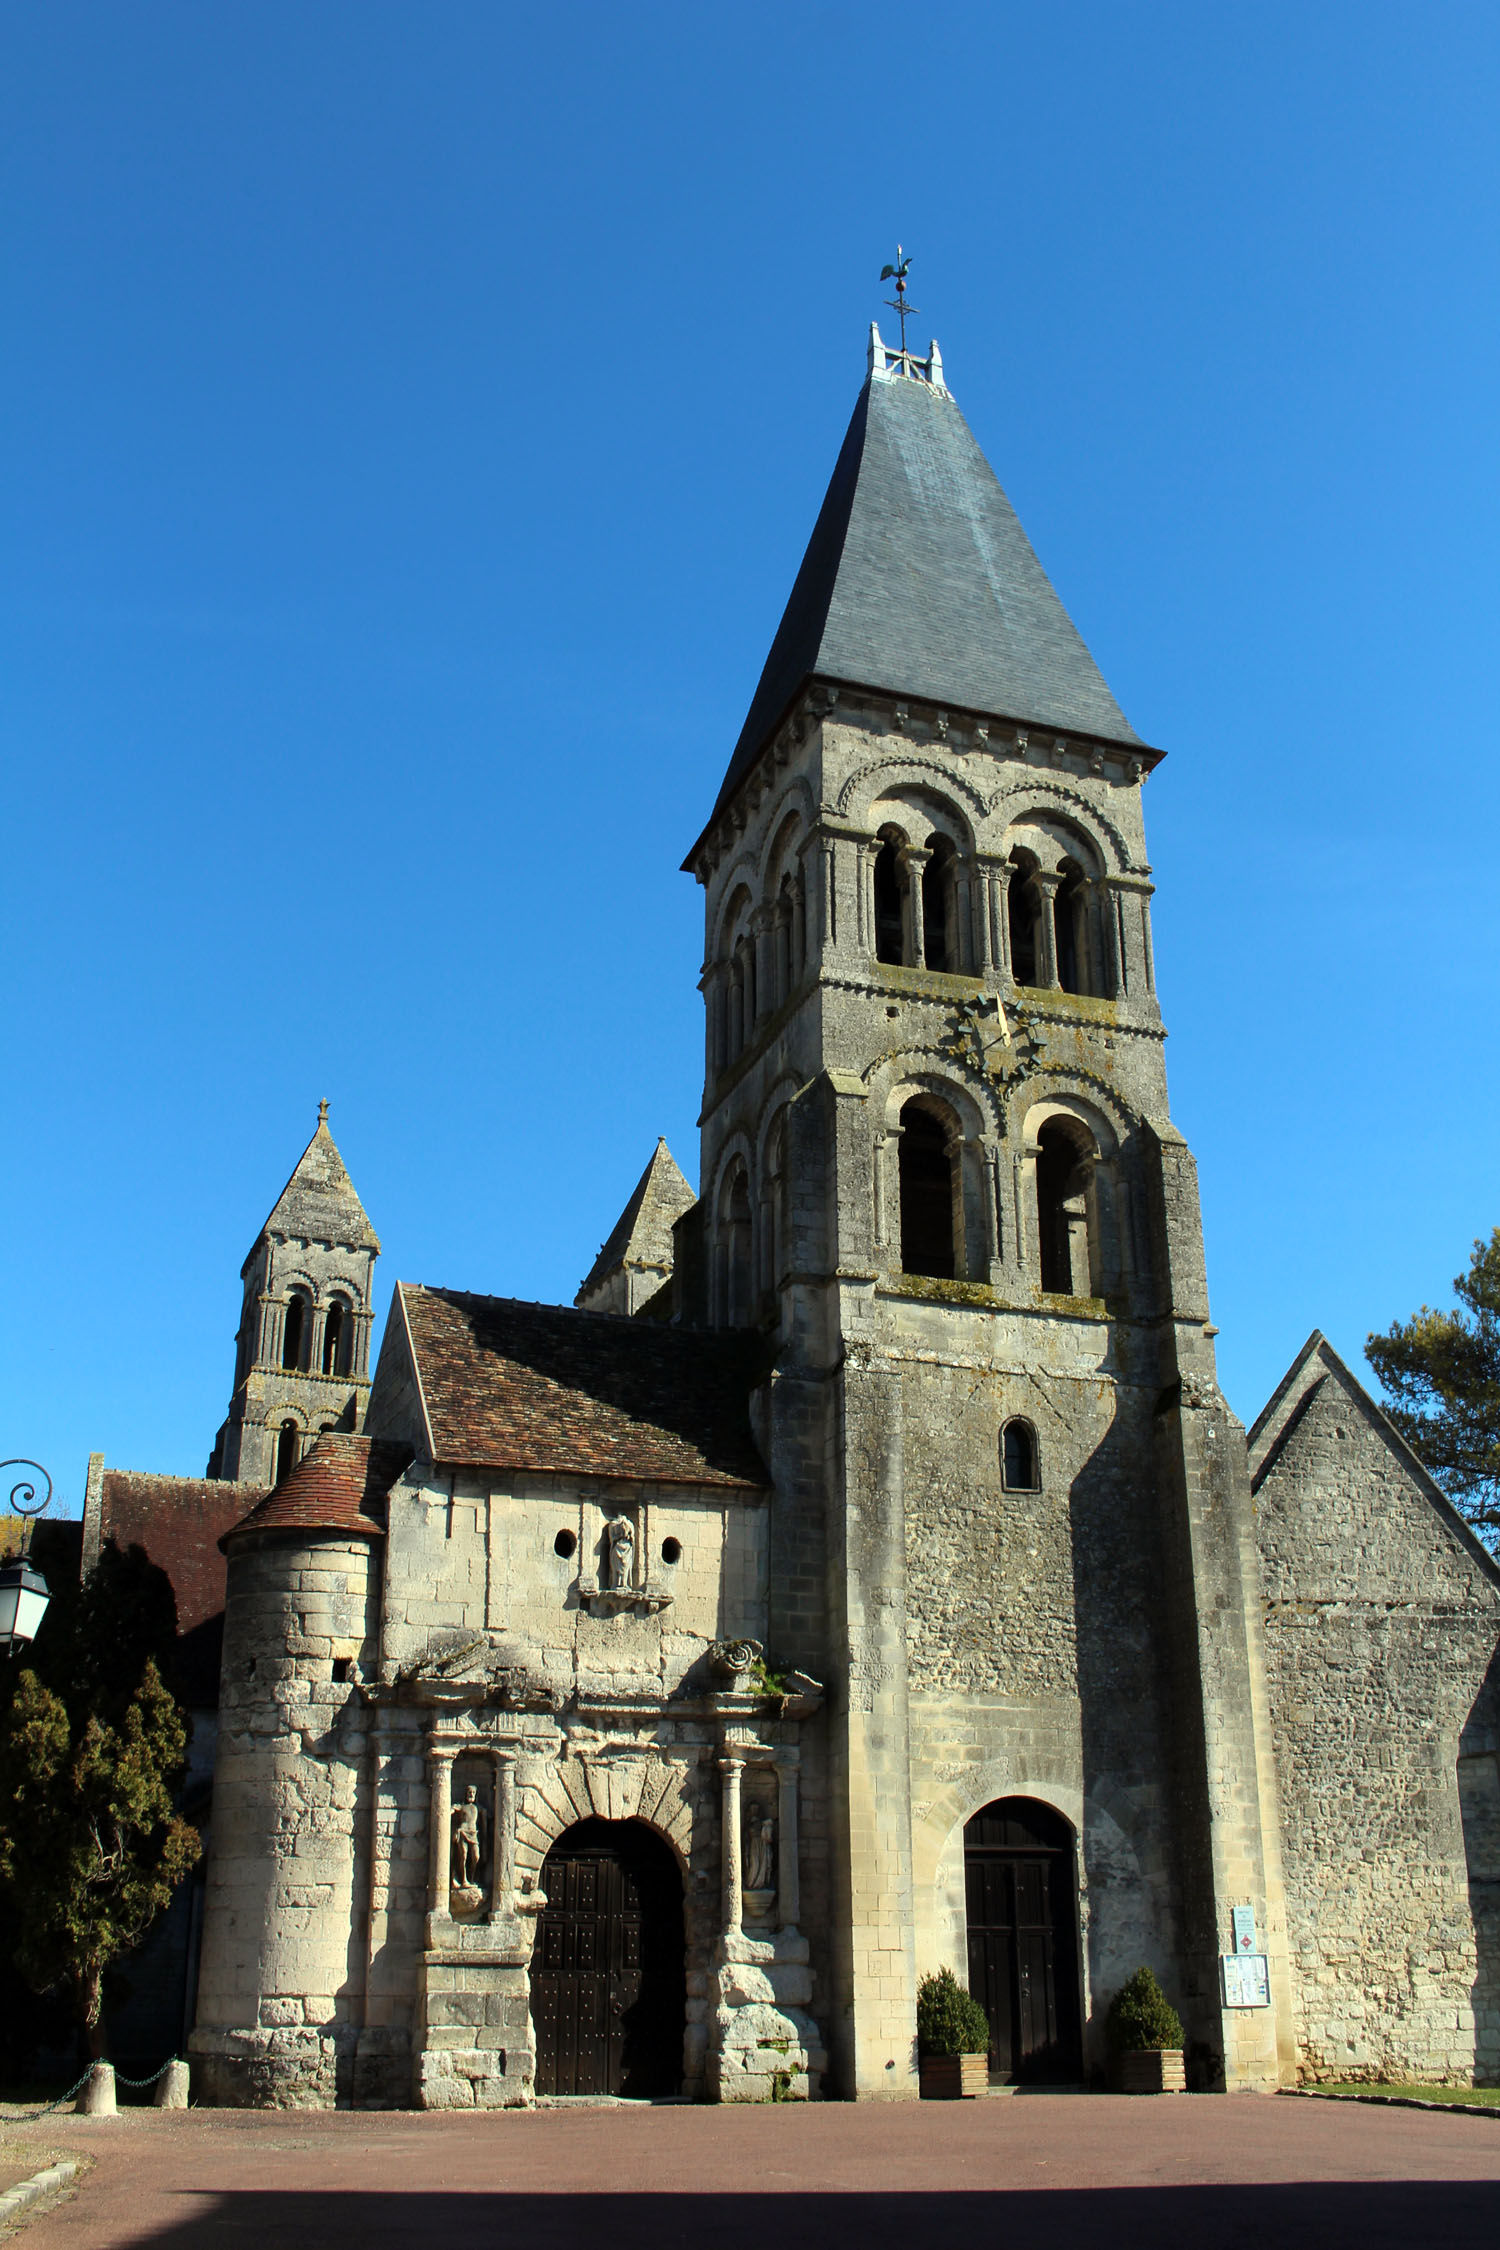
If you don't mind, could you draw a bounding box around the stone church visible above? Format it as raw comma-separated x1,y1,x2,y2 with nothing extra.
91,321,1499,2106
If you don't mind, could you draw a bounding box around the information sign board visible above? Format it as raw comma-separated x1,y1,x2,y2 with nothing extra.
1221,1953,1270,2008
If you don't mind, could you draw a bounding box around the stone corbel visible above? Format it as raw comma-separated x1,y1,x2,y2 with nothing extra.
576,1579,674,1617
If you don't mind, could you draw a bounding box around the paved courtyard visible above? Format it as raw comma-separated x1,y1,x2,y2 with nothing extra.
8,2096,1500,2250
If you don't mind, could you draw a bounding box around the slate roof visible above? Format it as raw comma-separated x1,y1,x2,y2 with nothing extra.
222,1434,411,1549
699,363,1148,842
396,1284,767,1489
250,1106,380,1264
577,1139,697,1301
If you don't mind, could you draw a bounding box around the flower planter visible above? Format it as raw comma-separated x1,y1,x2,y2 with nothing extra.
920,2053,990,2100
1119,2047,1186,2094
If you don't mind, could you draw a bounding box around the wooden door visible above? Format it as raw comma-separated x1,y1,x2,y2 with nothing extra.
964,1798,1082,2084
531,1819,684,2098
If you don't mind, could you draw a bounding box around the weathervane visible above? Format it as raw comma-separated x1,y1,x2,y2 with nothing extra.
881,246,918,353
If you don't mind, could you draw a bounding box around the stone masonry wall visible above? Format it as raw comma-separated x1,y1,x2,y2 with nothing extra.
1255,1374,1500,2083
190,1533,379,2106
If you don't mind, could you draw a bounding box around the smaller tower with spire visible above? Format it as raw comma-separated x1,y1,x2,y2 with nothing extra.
207,1105,381,1485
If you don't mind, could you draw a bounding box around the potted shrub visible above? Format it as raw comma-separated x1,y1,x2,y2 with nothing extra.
1106,1966,1186,2093
917,1967,991,2098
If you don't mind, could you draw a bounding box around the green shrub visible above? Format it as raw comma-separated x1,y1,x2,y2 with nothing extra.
916,1967,991,2058
1105,1966,1183,2053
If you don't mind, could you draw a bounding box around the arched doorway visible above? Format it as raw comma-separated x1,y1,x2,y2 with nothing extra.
530,1818,686,2098
964,1797,1082,2084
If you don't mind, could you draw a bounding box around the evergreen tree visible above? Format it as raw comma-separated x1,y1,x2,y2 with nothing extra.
1367,1228,1500,1547
0,1539,199,2058
0,1661,200,2055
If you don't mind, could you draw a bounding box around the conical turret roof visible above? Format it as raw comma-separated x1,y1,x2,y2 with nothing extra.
252,1104,380,1260
576,1139,696,1303
701,346,1148,838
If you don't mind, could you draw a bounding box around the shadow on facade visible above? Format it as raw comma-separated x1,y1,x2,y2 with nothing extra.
99,2183,1500,2250
1065,1389,1193,2075
1463,1646,1500,2087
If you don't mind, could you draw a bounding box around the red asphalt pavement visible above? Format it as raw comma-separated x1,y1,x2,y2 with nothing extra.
13,2095,1500,2250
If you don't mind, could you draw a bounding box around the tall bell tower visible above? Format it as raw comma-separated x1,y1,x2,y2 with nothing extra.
207,1103,381,1486
682,324,1294,2096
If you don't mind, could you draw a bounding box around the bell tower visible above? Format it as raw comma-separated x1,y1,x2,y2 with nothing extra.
207,1103,381,1487
683,324,1294,2096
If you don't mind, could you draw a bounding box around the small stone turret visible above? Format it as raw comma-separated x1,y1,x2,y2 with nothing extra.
208,1104,381,1486
189,1434,409,2108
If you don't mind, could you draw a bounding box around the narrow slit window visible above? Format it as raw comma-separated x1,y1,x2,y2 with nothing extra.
1002,1420,1039,1491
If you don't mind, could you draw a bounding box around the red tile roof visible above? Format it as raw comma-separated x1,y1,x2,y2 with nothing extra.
222,1433,411,1549
395,1285,768,1489
99,1473,261,1635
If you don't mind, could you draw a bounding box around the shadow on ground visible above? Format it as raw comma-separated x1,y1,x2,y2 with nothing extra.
125,2184,1500,2250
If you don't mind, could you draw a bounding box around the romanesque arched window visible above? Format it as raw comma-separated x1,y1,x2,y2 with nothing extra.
1001,1419,1039,1491
1035,1118,1094,1295
1008,851,1040,986
322,1299,347,1376
1055,861,1088,996
922,835,954,973
282,1291,308,1371
898,1100,957,1279
874,833,905,965
275,1419,300,1484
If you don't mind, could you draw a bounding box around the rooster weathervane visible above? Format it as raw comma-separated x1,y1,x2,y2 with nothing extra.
881,246,918,353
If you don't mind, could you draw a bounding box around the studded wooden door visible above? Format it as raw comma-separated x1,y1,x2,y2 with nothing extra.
531,1819,685,2098
964,1798,1082,2084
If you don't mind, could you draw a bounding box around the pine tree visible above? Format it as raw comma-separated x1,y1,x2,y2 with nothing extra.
1367,1228,1500,1548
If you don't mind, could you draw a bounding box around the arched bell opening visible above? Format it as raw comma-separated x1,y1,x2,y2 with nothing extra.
963,1797,1083,2085
1035,1119,1095,1296
529,1817,687,2099
897,1099,960,1280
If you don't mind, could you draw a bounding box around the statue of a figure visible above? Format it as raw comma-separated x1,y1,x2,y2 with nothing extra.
450,1784,486,1890
606,1515,635,1593
743,1814,776,1892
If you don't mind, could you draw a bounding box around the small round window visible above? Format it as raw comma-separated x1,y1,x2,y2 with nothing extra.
1001,1419,1039,1492
661,1537,682,1566
553,1528,577,1559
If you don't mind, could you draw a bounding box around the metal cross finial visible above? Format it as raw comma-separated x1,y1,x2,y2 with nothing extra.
318,1098,329,1125
880,246,918,353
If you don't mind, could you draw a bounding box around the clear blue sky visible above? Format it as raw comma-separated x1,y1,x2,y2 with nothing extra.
5,3,1498,1510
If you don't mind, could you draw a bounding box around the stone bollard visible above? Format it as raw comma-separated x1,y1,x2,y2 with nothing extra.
154,2059,190,2110
78,2062,116,2116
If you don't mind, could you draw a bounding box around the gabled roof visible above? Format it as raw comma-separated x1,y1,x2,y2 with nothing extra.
576,1139,697,1302
221,1434,412,1549
381,1283,767,1490
88,1472,260,1630
699,355,1148,841
249,1104,380,1264
1249,1329,1500,1589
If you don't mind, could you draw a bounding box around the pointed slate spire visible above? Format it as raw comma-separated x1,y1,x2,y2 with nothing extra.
256,1102,380,1257
576,1139,697,1315
701,338,1147,837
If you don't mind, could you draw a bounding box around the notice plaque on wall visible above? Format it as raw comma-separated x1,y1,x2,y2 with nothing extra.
1221,1953,1270,2009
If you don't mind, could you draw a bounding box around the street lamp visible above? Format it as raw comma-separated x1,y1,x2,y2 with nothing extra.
0,1461,53,1650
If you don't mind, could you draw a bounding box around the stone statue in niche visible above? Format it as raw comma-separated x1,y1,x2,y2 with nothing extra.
449,1783,487,1912
605,1515,635,1593
742,1810,776,1919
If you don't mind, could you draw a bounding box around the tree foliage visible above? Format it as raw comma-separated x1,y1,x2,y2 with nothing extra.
1366,1228,1500,1545
0,1660,200,2050
0,1538,200,2055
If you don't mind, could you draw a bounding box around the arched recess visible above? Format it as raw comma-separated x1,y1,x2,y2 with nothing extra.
321,1297,350,1376
274,1417,302,1485
529,1817,687,2098
715,1157,754,1327
963,1798,1083,2084
281,1289,310,1372
1024,1103,1105,1298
